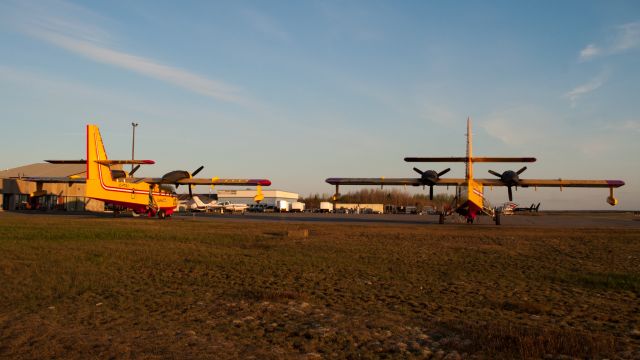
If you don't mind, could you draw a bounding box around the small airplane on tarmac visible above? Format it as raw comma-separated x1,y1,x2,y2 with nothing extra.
19,124,270,219
210,201,249,214
326,118,625,225
189,196,217,212
514,202,541,213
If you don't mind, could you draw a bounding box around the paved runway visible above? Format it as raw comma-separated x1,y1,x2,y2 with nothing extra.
175,211,640,228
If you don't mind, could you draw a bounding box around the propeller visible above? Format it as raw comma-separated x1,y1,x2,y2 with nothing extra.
488,166,527,201
187,166,204,197
172,166,205,197
129,165,141,177
413,167,451,200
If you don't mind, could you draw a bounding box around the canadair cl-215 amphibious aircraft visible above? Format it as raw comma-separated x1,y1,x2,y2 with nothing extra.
326,118,624,225
19,124,271,219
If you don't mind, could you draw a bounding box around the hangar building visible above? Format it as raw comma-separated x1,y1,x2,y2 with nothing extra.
217,189,299,206
0,163,105,212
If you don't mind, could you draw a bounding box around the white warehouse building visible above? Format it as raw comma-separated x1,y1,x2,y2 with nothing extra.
217,189,299,206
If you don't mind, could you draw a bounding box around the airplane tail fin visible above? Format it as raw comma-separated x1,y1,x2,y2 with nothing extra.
192,196,206,208
86,124,114,191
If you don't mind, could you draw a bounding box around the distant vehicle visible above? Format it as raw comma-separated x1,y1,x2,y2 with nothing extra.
498,202,517,215
290,201,305,213
276,200,290,212
319,202,333,213
422,206,437,215
514,202,541,213
406,206,418,214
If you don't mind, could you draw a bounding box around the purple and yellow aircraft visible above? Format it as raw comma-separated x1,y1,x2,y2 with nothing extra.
22,124,271,218
326,118,625,225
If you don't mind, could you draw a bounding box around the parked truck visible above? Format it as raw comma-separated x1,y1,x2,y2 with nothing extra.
319,202,333,213
290,201,305,213
276,200,290,212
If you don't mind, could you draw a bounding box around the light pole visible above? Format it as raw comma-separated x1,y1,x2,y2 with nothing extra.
131,122,139,172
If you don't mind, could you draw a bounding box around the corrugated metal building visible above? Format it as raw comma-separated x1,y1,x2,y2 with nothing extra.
0,163,105,212
217,189,299,206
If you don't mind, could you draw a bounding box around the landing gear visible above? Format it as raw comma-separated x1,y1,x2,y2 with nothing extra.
466,217,474,224
158,210,166,219
438,213,445,224
494,212,501,225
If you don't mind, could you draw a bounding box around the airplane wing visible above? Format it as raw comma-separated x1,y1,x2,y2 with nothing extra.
14,176,86,184
141,178,271,186
325,177,466,186
405,157,536,162
476,179,625,188
45,160,87,164
177,178,271,186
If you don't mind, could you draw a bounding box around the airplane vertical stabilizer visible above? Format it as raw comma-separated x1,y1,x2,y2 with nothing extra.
86,124,114,201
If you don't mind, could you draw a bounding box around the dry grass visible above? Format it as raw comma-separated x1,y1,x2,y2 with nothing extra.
0,212,639,359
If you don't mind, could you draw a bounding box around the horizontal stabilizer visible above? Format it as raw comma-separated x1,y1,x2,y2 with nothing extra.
45,160,86,164
470,157,536,163
405,157,536,163
326,177,466,186
95,160,155,165
14,176,86,184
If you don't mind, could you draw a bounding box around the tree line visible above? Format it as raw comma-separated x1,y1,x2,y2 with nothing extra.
301,188,456,210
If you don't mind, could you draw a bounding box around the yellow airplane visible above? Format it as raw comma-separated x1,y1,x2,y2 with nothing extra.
23,124,271,219
326,118,625,225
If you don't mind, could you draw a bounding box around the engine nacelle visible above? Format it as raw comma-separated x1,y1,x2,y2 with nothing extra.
606,196,618,206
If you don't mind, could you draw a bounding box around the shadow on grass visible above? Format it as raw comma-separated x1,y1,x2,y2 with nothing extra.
556,272,640,294
438,320,616,359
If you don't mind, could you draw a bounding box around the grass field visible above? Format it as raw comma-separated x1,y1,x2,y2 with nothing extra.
1,212,639,359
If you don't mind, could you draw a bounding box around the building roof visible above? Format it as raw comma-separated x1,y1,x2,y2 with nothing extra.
0,163,87,179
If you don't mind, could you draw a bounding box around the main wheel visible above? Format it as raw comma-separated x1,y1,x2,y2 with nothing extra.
438,214,445,224
158,210,166,219
494,212,501,225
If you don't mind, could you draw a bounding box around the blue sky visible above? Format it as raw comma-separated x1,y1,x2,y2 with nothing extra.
0,0,638,209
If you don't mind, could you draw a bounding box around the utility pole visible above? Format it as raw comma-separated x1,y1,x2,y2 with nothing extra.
131,122,139,172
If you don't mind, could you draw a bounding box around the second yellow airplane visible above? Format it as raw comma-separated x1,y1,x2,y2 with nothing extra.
326,118,625,225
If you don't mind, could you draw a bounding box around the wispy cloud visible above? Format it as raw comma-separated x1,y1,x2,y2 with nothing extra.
612,22,640,52
564,70,608,107
579,21,640,61
579,44,601,61
5,0,249,105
